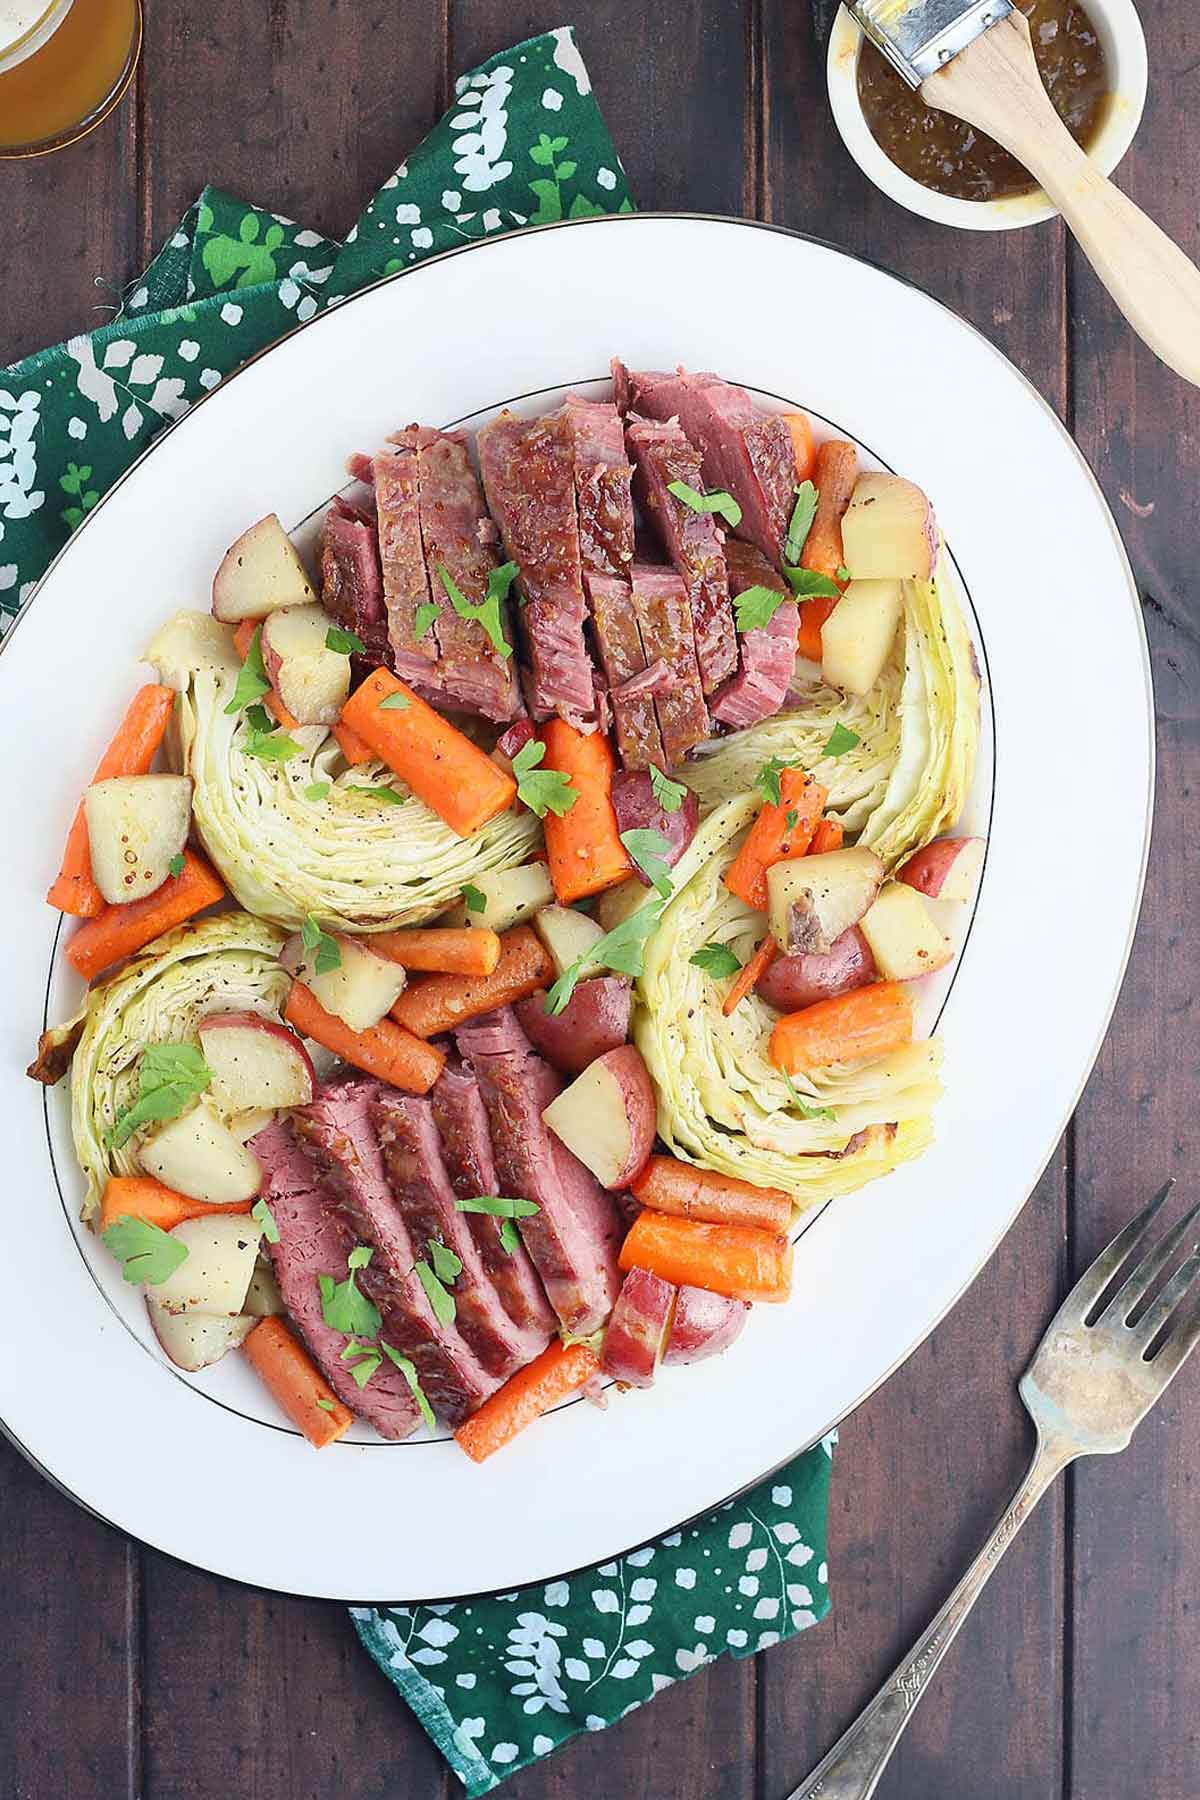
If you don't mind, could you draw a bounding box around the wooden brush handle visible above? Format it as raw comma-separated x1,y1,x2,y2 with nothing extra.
923,11,1200,387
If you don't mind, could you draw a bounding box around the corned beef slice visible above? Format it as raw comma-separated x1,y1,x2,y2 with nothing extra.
456,1008,622,1335
711,540,800,728
586,574,666,771
629,562,709,766
478,412,596,725
320,500,390,667
618,367,798,565
624,414,737,694
249,1119,421,1439
560,396,635,580
430,1061,558,1338
294,1076,502,1425
371,1089,550,1377
370,443,440,690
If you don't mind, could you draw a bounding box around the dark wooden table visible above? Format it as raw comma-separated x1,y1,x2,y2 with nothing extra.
3,4,1197,1796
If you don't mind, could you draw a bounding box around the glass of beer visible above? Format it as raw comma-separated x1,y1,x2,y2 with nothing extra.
0,0,143,158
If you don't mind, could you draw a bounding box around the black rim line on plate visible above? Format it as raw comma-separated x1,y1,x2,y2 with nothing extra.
7,211,1146,1600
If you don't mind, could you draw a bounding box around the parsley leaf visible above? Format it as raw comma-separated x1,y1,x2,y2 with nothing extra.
102,1214,190,1286
304,781,331,802
379,1342,436,1430
784,566,842,601
667,480,743,528
648,764,688,813
783,1071,836,1121
326,626,366,656
689,942,743,979
414,601,441,641
428,1239,463,1285
786,809,799,831
167,852,185,879
755,757,791,809
511,738,577,819
301,913,342,975
106,1042,212,1150
245,703,273,732
462,883,487,916
251,1198,280,1244
224,625,271,715
341,1337,383,1388
545,899,664,1015
498,1218,521,1255
379,691,411,711
454,1196,541,1219
835,564,851,583
784,481,819,565
315,1398,337,1413
352,783,405,806
619,827,674,900
242,719,302,763
414,1258,457,1326
733,584,788,633
823,723,861,758
436,560,515,660
317,1251,382,1338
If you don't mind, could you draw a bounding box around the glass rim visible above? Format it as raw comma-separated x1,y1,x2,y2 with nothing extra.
0,0,143,160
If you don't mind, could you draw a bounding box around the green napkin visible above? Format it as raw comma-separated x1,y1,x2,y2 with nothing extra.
0,23,835,1791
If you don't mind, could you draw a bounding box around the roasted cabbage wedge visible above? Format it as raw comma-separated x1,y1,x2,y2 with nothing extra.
145,612,541,932
634,798,942,1208
69,912,289,1219
688,552,979,869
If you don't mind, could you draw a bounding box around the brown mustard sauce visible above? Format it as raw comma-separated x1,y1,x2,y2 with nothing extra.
856,0,1108,202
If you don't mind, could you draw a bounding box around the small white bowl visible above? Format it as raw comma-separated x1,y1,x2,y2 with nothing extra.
827,0,1148,231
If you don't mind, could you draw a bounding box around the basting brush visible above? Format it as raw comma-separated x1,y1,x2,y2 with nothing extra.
842,0,1200,386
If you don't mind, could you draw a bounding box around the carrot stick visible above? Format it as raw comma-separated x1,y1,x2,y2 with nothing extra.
781,411,816,484
796,439,858,660
265,690,302,732
631,1156,793,1235
769,979,913,1072
808,818,845,854
333,719,374,766
722,935,777,1016
340,669,516,837
539,718,633,904
724,769,827,911
454,1340,600,1463
619,1211,792,1304
371,926,502,977
232,620,257,660
285,981,444,1093
66,850,225,982
243,1317,353,1449
48,684,176,918
99,1175,251,1235
389,925,554,1040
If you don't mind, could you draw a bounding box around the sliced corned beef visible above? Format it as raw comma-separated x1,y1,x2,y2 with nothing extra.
586,574,666,771
619,368,797,565
320,500,390,667
711,540,800,728
478,412,596,726
371,1089,550,1377
625,414,737,694
561,396,635,580
294,1076,502,1425
430,1061,558,1338
249,1119,421,1439
456,1008,622,1335
370,443,440,690
629,561,710,766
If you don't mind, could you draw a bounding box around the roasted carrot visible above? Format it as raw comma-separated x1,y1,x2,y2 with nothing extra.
769,979,913,1072
781,411,816,483
796,439,858,660
243,1317,353,1449
48,684,176,918
265,690,302,732
340,668,516,836
539,718,633,904
454,1340,601,1463
285,980,444,1092
371,926,502,977
389,925,554,1040
66,850,225,981
619,1211,792,1304
99,1175,251,1235
332,719,374,765
721,934,778,1016
632,1156,793,1236
808,817,845,854
724,769,827,911
232,620,257,660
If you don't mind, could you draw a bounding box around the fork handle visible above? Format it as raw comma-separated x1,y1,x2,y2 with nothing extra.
787,1434,1074,1800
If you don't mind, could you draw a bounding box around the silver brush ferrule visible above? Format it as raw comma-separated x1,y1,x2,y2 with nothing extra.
847,0,1014,88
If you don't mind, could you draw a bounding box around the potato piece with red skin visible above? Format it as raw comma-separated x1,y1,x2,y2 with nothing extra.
755,926,876,1013
601,1267,677,1387
198,1011,315,1111
897,836,985,903
858,883,953,982
662,1287,750,1366
261,602,351,726
541,1045,657,1189
515,977,632,1075
611,770,699,884
212,514,316,622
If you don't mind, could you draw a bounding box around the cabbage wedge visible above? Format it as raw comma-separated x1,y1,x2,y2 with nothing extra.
145,612,541,932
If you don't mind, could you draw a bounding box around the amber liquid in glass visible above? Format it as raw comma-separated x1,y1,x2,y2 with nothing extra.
0,0,140,153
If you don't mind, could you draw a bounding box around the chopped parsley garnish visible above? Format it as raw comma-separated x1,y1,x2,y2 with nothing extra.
461,883,487,916
352,783,405,806
454,1196,541,1219
667,480,742,528
823,723,861,758
619,827,674,901
428,1239,463,1285
733,585,788,633
783,1071,836,1121
754,757,791,809
414,1258,457,1326
106,1042,212,1150
784,566,842,601
317,1246,381,1339
648,764,688,813
689,942,743,979
326,626,366,656
414,601,441,641
102,1214,190,1286
545,899,665,1015
301,913,342,975
511,738,577,819
785,809,799,831
784,481,819,566
315,1398,337,1413
498,1219,521,1255
380,1342,436,1429
379,690,411,711
251,1198,280,1244
167,852,186,879
341,1337,383,1388
245,703,273,732
436,560,515,660
304,781,331,802
224,625,271,715
242,717,302,763
835,564,851,583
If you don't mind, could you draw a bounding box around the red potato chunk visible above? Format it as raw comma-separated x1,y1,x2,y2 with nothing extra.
755,926,876,1013
601,1267,676,1387
662,1286,750,1366
516,977,632,1075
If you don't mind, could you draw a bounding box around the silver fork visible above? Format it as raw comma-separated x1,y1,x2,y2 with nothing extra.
789,1180,1200,1800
